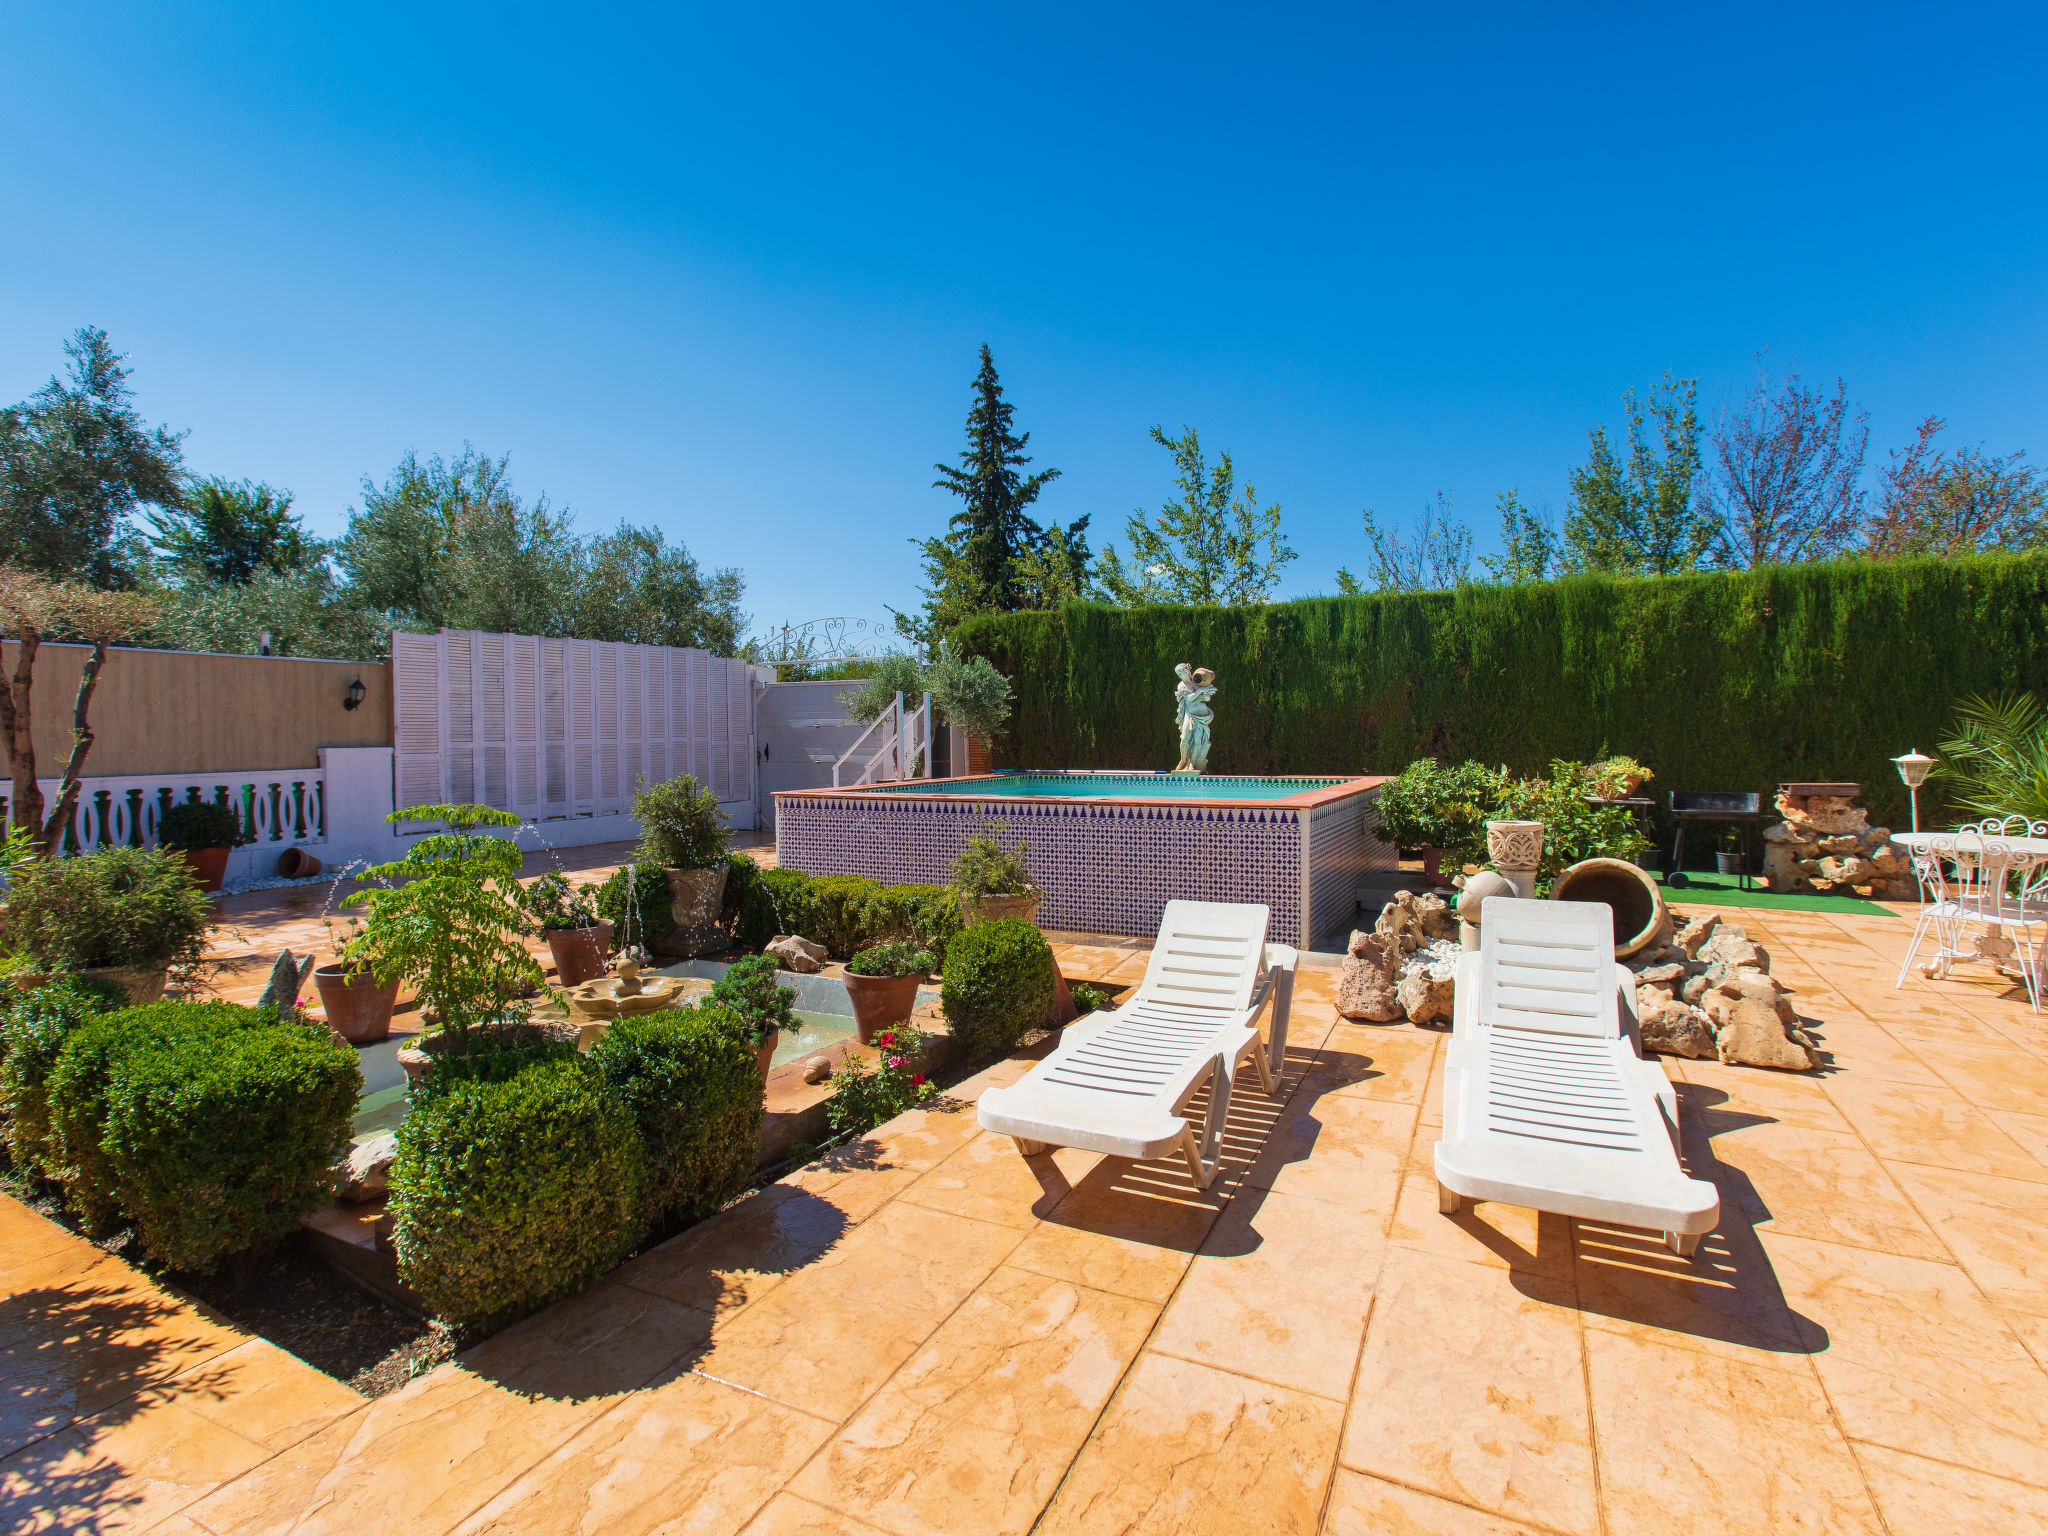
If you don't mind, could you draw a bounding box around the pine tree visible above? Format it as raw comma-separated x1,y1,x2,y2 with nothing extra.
897,346,1087,647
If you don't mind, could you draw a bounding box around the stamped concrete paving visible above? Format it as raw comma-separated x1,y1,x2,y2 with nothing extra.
5,903,2048,1533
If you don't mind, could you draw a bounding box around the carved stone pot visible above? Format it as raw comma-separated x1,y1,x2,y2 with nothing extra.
1485,820,1544,899
659,866,731,958
960,890,1041,927
79,965,170,1007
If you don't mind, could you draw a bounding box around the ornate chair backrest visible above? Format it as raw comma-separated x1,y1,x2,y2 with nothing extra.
1945,832,2016,917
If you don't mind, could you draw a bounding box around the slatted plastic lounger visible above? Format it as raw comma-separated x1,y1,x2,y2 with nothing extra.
1434,896,1719,1256
976,900,1296,1188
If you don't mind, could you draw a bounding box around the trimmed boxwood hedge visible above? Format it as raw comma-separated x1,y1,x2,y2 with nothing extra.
0,979,123,1178
390,1057,646,1332
45,1002,260,1235
103,1023,359,1272
732,866,964,965
588,1004,764,1231
954,553,2048,838
941,918,1056,1060
40,999,358,1269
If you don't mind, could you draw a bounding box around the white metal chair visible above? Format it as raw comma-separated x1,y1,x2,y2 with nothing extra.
1433,897,1719,1256
976,900,1295,1188
1896,832,2038,1009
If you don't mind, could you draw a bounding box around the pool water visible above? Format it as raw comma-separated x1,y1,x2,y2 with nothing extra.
347,1009,872,1140
861,772,1348,801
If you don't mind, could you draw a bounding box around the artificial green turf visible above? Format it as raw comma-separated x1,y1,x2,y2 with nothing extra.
1653,872,1897,916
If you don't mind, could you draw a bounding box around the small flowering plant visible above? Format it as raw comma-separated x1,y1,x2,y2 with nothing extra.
826,1023,935,1136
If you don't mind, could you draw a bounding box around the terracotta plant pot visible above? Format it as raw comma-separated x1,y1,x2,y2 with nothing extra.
754,1031,778,1077
79,965,169,1006
178,846,231,893
314,963,400,1044
543,922,615,987
844,970,924,1045
959,890,1041,927
277,847,323,879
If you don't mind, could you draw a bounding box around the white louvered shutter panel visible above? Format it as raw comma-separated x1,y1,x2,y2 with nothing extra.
597,645,621,808
669,648,691,782
392,631,445,813
688,650,711,786
480,633,509,811
543,638,568,810
445,631,476,804
511,636,541,815
707,656,731,797
621,646,645,794
570,640,595,808
726,664,751,801
645,648,669,786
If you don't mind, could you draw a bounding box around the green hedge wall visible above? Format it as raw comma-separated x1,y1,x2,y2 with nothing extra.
955,554,2048,837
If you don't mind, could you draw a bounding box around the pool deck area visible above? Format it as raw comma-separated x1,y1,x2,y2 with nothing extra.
6,880,2048,1533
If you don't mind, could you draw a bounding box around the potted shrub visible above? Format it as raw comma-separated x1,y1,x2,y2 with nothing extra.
524,871,613,985
707,953,797,1075
633,776,733,957
842,939,933,1045
342,803,564,1082
0,844,211,1004
951,821,1040,926
157,798,251,893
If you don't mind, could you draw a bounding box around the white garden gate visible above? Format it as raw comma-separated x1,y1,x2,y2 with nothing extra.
390,629,757,824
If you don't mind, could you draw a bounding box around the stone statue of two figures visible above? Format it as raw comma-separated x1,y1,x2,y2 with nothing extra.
1172,662,1216,774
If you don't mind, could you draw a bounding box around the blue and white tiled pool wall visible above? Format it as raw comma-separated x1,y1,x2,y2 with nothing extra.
774,781,1391,948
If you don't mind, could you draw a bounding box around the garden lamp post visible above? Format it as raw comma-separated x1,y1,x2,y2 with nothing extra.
1892,749,1933,833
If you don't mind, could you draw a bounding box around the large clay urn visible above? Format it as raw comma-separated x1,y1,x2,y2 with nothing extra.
1549,858,1668,959
661,865,730,957
843,971,924,1045
313,964,400,1044
542,921,614,987
79,965,169,1007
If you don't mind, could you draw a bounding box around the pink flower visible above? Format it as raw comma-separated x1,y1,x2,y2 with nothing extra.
887,1056,905,1069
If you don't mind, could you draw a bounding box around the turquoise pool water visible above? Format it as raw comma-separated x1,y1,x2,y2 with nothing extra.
860,772,1347,801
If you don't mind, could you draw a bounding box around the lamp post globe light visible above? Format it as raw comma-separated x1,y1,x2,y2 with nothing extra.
1892,749,1934,833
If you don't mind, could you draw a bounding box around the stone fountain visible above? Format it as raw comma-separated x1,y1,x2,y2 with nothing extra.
558,958,709,1047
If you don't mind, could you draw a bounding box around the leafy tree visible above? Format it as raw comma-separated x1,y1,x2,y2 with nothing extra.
1863,416,2046,558
567,524,747,653
1704,362,1868,567
147,563,391,661
339,446,580,635
0,567,159,850
149,478,314,584
1560,376,1716,576
1342,493,1472,593
898,346,1085,647
1097,425,1295,605
1479,489,1560,583
0,328,184,589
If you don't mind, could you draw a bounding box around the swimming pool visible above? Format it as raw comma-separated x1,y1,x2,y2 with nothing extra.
775,772,1392,948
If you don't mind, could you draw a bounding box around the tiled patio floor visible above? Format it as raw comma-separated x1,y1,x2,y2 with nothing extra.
7,901,2048,1533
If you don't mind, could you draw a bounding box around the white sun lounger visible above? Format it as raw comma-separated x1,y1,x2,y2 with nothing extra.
1434,896,1719,1256
976,900,1296,1188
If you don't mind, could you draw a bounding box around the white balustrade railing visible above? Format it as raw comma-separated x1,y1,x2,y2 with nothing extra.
831,693,933,788
0,769,327,856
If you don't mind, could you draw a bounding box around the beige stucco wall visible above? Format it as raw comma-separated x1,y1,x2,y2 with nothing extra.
7,643,392,776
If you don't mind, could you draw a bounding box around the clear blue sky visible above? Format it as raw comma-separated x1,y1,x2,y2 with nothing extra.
4,4,2043,640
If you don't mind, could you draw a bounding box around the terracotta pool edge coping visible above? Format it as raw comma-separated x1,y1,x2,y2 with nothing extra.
773,772,1389,811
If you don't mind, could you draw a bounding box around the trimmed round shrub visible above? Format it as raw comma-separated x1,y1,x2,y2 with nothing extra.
941,919,1056,1060
864,883,963,970
1,845,213,973
730,860,809,950
391,1058,646,1331
45,1001,262,1234
807,875,884,958
103,1023,360,1272
595,862,676,949
407,1033,581,1109
589,1004,763,1231
0,979,123,1178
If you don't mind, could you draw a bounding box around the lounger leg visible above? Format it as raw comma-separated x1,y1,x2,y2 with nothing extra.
1246,1037,1275,1097
1011,1137,1051,1157
1176,1056,1233,1189
1665,1230,1702,1257
1266,965,1294,1084
1437,1181,1463,1214
1176,1126,1215,1189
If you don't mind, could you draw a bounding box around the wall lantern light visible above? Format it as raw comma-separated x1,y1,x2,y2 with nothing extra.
1892,748,1934,833
343,677,367,712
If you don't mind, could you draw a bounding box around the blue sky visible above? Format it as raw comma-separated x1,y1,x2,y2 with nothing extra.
4,4,2043,641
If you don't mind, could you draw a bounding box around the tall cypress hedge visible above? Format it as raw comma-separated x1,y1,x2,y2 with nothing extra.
954,553,2048,837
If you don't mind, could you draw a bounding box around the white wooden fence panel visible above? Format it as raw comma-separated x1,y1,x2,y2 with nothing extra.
390,629,755,823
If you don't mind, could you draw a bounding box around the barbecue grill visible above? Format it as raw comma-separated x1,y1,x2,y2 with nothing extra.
1667,790,1765,889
